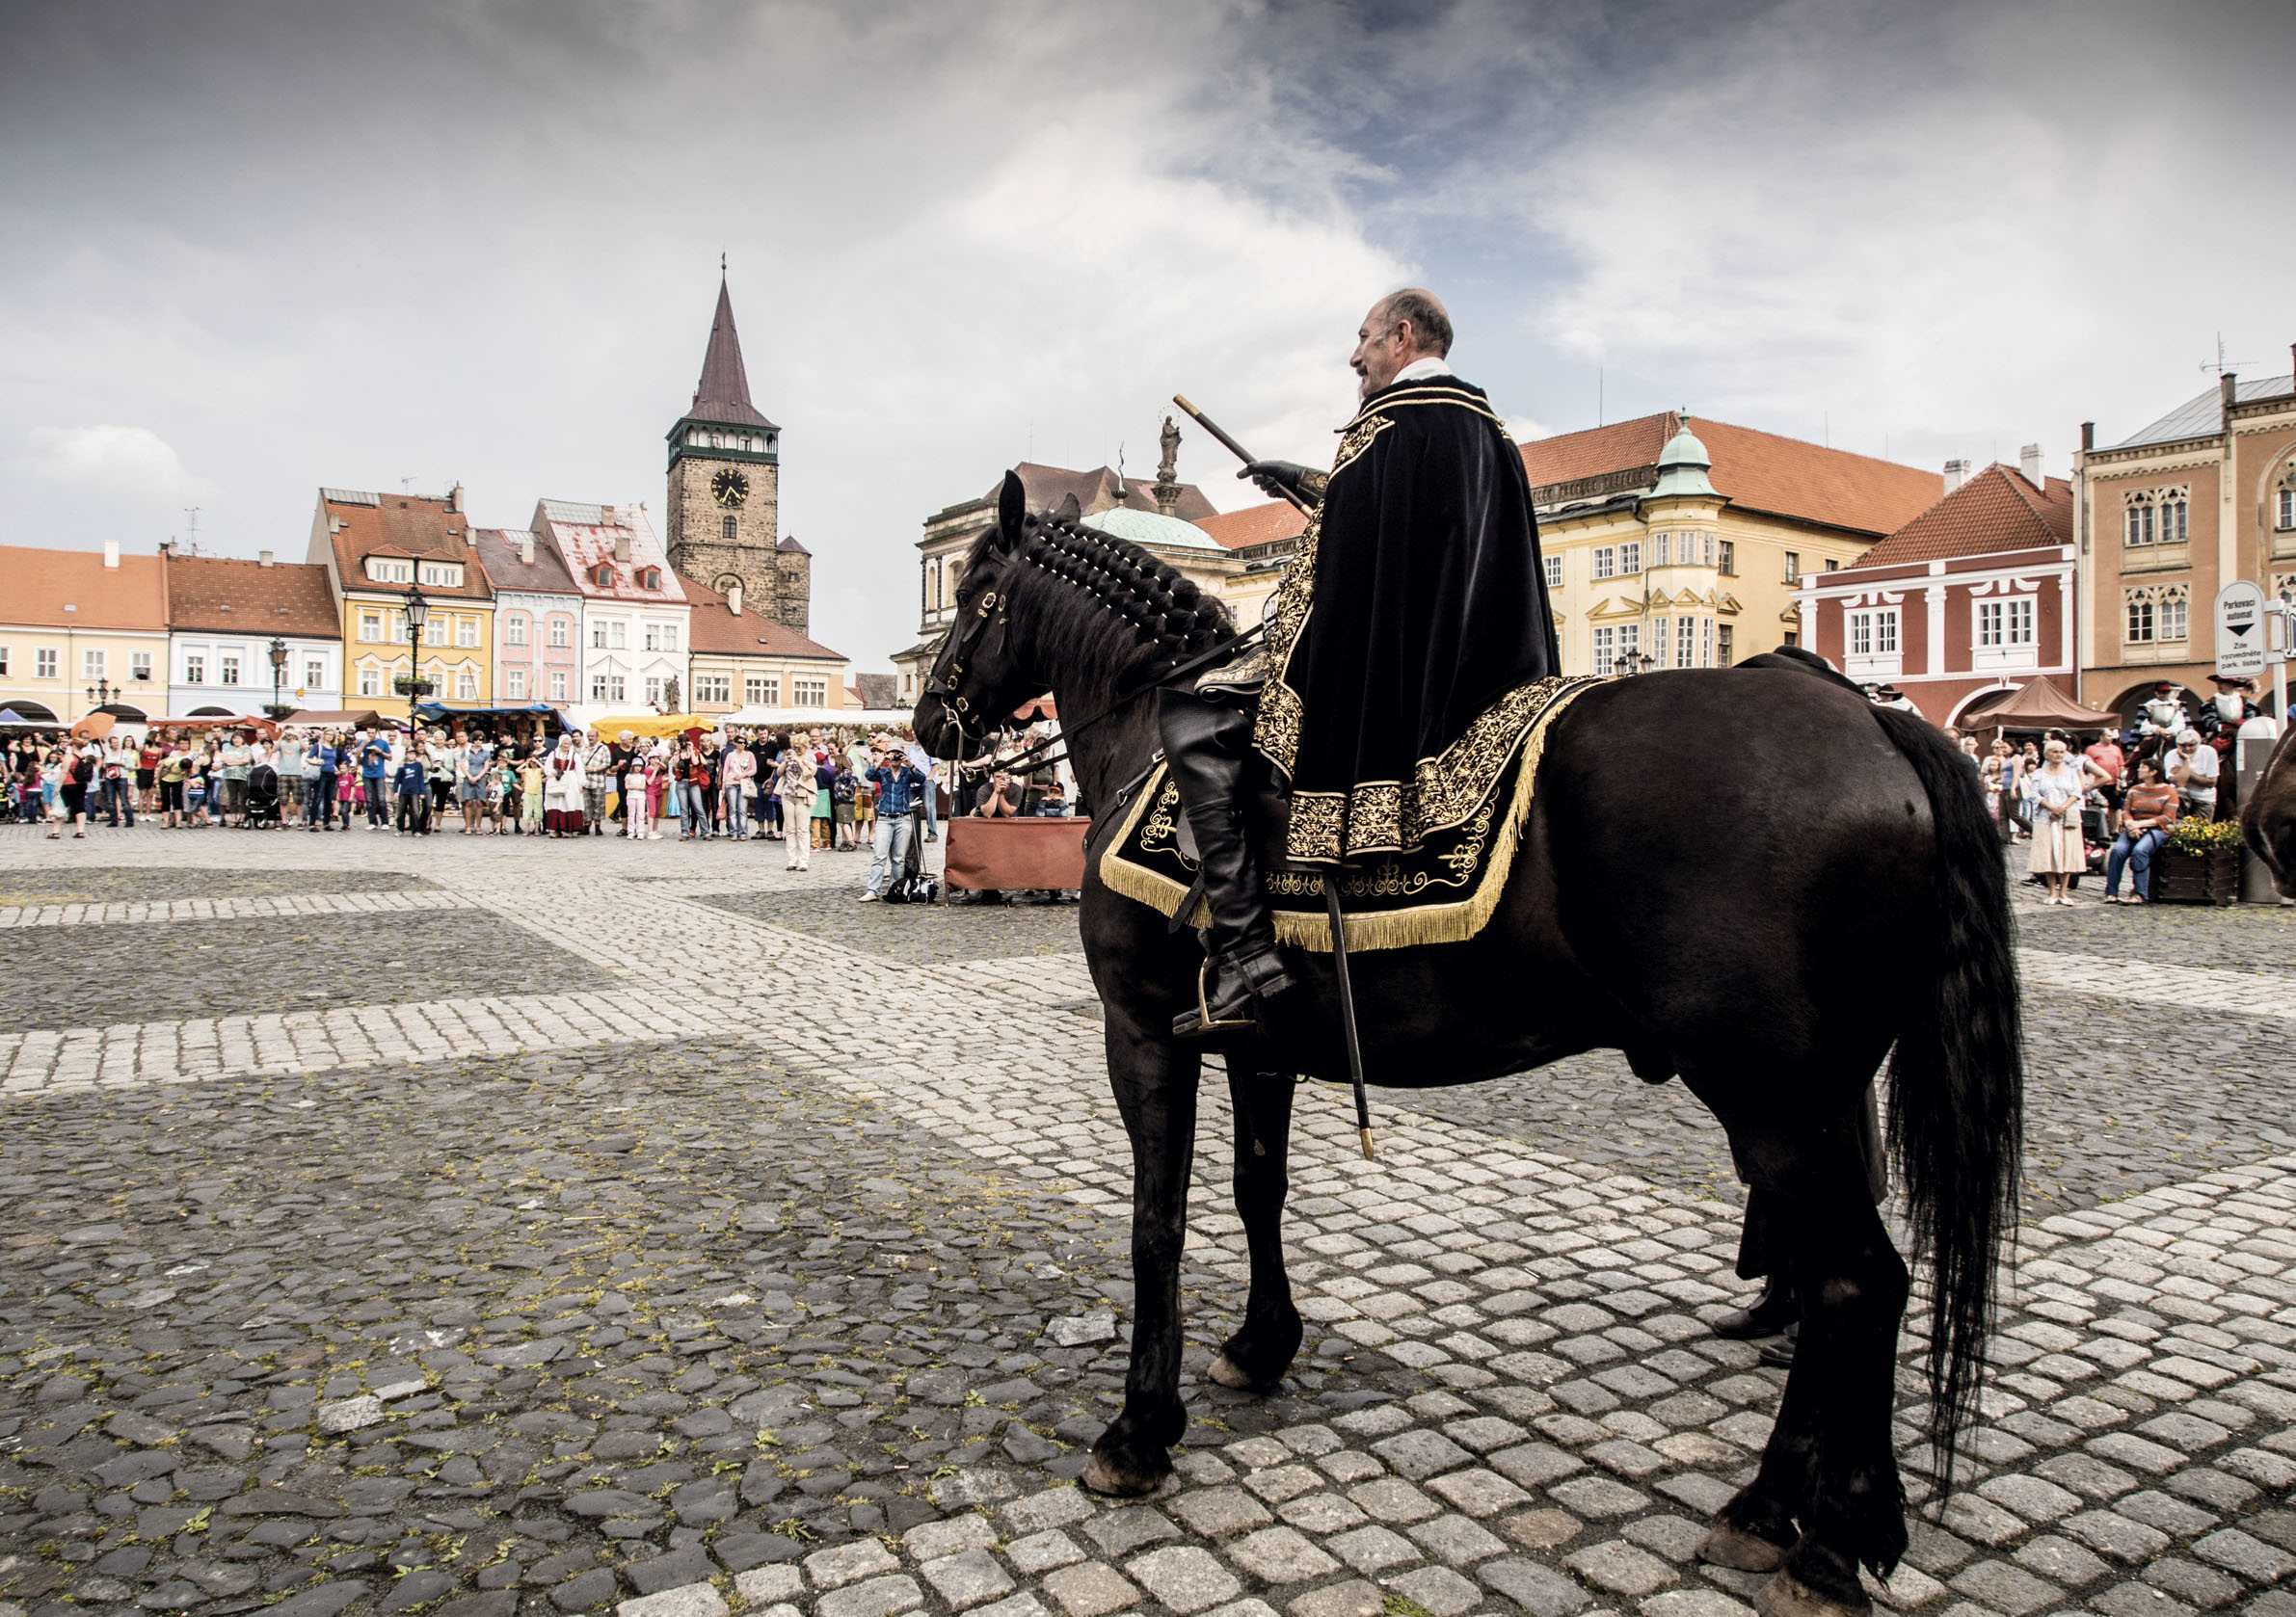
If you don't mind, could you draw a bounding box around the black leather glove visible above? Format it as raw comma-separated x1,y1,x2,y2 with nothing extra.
1239,460,1323,508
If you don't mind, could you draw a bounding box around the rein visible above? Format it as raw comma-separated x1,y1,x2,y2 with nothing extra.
994,623,1265,779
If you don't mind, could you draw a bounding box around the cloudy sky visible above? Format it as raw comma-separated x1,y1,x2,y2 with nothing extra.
3,0,2289,666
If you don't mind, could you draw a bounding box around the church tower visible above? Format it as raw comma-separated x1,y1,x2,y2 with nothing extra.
665,270,812,630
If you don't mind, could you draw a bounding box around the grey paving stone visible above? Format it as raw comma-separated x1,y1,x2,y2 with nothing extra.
1480,1555,1592,1616
617,1586,730,1617
921,1550,1018,1610
1123,1546,1240,1614
1041,1561,1140,1617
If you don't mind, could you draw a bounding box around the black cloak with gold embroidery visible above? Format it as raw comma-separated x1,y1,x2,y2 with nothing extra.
1251,375,1559,867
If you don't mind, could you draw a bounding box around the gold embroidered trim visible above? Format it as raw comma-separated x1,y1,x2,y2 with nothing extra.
1281,676,1597,863
1097,674,1606,951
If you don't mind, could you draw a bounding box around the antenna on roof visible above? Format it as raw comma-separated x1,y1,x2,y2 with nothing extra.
400,475,415,493
182,506,202,557
2200,332,2254,377
1596,364,1603,427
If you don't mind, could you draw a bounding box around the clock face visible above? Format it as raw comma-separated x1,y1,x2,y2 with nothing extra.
711,468,749,509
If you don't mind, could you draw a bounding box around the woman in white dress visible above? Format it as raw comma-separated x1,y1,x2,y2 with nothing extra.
2026,738,2088,904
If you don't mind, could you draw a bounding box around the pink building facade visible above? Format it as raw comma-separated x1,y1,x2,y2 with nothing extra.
473,529,583,709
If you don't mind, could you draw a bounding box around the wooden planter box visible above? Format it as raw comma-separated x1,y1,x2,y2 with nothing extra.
2150,847,2242,906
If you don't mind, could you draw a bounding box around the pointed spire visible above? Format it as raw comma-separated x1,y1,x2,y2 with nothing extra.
687,266,777,432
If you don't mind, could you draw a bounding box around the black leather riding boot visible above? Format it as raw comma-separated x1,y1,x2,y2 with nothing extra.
1156,686,1301,1041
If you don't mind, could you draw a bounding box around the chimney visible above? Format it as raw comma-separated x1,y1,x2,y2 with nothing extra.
726,581,743,616
614,533,632,565
258,548,275,567
520,535,535,566
446,482,463,513
601,503,619,527
1943,458,1969,493
2080,421,2095,452
103,541,120,570
158,539,173,557
2018,443,2042,489
2220,372,2237,416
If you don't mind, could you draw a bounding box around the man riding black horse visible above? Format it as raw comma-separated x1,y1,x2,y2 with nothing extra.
1159,287,1559,1039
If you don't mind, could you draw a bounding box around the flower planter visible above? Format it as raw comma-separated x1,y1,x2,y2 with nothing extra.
2150,846,2241,906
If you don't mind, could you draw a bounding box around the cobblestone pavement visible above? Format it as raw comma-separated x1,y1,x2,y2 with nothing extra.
3,827,2293,1617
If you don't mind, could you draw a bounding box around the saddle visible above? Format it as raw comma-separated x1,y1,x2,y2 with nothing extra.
1099,672,1606,952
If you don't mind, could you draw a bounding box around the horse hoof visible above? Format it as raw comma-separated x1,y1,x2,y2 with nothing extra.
1697,1523,1794,1573
1755,1568,1871,1617
1081,1451,1165,1498
1208,1352,1273,1392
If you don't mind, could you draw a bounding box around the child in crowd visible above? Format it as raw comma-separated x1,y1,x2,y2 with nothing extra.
624,751,652,839
519,749,545,835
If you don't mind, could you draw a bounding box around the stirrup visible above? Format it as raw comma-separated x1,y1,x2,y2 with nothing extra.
1185,957,1261,1035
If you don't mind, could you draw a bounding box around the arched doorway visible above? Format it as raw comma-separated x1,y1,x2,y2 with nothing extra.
1947,683,2018,727
2105,680,2200,733
0,700,59,723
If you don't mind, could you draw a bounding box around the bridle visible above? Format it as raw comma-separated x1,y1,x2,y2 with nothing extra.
923,528,1266,776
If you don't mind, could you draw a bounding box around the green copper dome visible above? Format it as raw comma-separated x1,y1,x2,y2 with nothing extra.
1652,411,1717,498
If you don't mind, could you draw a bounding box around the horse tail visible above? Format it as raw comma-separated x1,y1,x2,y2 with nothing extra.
1870,706,2024,1498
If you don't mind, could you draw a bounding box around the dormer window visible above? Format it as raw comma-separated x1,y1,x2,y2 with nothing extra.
365,556,414,584
639,567,662,591
417,561,463,588
593,563,616,588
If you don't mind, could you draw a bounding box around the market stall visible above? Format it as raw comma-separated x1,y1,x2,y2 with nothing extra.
413,701,570,746
943,814,1090,895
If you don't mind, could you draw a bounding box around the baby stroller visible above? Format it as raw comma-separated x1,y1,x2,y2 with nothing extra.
244,762,281,828
879,804,940,905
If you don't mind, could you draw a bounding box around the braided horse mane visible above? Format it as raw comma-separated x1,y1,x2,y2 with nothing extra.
967,498,1236,692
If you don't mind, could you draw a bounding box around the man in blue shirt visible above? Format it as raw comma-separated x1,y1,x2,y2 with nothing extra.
861,744,928,902
359,729,390,828
903,735,940,842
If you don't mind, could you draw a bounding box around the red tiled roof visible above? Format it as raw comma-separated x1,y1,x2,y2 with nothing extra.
677,574,845,661
536,500,685,603
1527,411,1940,535
1195,409,1939,548
0,546,169,631
1851,464,2074,570
319,490,491,599
165,554,341,639
1198,502,1308,550
471,528,581,596
1522,413,1677,487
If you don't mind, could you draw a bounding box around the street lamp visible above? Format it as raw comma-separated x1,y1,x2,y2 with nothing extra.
398,585,432,713
1614,655,1630,677
86,677,117,709
267,635,289,719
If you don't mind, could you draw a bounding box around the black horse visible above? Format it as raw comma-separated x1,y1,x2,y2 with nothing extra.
917,474,2024,1617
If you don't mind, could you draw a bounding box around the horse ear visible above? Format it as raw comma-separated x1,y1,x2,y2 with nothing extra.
1055,491,1082,521
996,471,1026,551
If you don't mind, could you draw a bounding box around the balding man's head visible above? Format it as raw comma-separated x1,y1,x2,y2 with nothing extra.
1351,288,1453,398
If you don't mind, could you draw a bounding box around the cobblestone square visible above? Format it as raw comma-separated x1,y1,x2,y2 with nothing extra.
3,829,2293,1617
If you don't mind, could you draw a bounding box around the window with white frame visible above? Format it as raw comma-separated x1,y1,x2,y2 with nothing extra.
424,617,445,647
644,676,663,705
1618,540,1641,573
590,673,609,702
0,646,9,677
2125,504,2154,545
1543,554,1562,590
1592,625,1615,669
746,675,778,705
1783,550,1802,581
2160,494,2188,544
417,561,463,588
549,671,568,702
608,621,627,649
36,648,57,679
456,617,478,648
365,556,414,584
505,667,526,699
1653,532,1670,567
2125,593,2154,643
358,664,380,698
130,651,153,682
661,623,679,652
505,615,527,647
1676,616,1695,669
1846,606,1901,674
1717,623,1734,664
1592,546,1615,580
696,673,731,704
793,676,828,707
456,667,477,700
304,657,324,689
2162,589,2188,640
643,623,662,651
1718,538,1736,574
1616,623,1641,664
2124,583,2190,645
1651,617,1670,667
1699,617,1715,668
1975,596,2036,649
82,648,106,679
548,616,571,649
183,650,205,684
591,621,606,649
2278,485,2294,530
219,651,241,686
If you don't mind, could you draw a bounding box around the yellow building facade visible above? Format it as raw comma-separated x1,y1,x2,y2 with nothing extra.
0,544,171,726
307,487,494,719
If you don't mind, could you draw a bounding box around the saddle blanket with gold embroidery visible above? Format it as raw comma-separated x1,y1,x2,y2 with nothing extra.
1099,673,1607,952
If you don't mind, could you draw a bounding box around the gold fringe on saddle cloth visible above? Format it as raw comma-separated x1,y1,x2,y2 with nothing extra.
1099,673,1608,952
